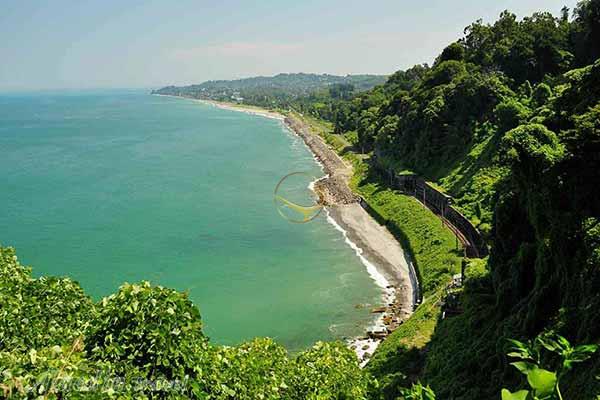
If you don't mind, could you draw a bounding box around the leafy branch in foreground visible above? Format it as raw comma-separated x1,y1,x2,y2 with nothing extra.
395,333,598,400
502,333,598,400
399,382,436,400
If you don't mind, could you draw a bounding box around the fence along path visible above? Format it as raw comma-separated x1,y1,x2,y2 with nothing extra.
371,164,488,259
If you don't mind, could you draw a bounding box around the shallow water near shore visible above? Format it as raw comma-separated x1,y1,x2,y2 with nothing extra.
0,89,382,351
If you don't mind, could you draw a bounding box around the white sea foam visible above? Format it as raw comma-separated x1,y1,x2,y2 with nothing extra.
284,118,393,365
322,208,397,365
325,209,390,292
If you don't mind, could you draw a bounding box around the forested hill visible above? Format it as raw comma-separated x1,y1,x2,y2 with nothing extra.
311,1,600,399
151,73,387,107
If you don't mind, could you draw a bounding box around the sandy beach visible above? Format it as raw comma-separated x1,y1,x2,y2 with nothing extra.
283,114,418,364
154,94,285,120
197,99,285,120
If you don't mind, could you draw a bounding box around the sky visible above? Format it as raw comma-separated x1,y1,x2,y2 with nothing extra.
0,0,580,91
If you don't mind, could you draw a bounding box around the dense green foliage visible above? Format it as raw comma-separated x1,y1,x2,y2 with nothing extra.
283,2,600,399
317,2,600,240
318,2,600,399
0,246,373,399
0,248,94,353
86,281,209,381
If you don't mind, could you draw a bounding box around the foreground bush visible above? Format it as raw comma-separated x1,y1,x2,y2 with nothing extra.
289,341,373,399
86,281,210,382
0,247,94,352
203,338,290,399
0,245,371,399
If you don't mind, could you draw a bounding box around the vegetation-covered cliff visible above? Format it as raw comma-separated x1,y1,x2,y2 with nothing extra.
312,1,600,398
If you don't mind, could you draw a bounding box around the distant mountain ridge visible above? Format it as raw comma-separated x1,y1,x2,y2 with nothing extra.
151,73,387,105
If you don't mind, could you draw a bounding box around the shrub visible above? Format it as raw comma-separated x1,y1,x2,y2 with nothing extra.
288,342,372,400
532,83,553,106
204,338,290,400
502,124,565,174
86,281,209,382
0,247,94,351
494,99,531,133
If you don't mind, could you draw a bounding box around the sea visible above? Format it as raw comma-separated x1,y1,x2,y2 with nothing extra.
0,89,382,351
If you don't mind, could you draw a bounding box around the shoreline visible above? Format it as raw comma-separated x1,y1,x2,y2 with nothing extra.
281,113,418,364
160,94,418,364
156,94,285,120
281,114,417,363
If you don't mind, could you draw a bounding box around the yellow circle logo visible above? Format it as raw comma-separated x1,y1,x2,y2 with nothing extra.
274,172,324,223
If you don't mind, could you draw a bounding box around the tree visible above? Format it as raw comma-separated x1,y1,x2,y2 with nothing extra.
571,0,600,65
437,42,465,63
495,99,531,132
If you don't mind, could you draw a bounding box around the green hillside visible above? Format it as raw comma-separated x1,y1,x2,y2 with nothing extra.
311,2,600,398
152,73,387,109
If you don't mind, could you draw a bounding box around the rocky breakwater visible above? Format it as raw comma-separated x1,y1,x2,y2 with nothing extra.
284,117,357,205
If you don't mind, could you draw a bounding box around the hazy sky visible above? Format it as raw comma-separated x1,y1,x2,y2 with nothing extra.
0,0,580,91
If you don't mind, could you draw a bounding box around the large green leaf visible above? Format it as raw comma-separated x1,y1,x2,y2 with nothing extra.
501,389,529,400
526,368,556,398
510,361,536,375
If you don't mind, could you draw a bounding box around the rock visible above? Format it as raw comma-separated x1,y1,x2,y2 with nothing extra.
370,306,387,313
367,329,388,340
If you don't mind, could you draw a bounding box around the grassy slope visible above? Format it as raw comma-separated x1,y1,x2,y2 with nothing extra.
376,123,506,238
298,113,463,294
353,173,463,397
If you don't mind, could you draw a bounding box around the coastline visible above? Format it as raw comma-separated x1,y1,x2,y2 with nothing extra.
282,114,417,364
196,99,285,120
155,94,285,120
161,95,418,364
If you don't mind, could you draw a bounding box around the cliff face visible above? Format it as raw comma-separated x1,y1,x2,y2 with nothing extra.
493,62,600,340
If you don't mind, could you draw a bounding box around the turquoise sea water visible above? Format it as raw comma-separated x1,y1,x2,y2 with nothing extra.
0,90,382,350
